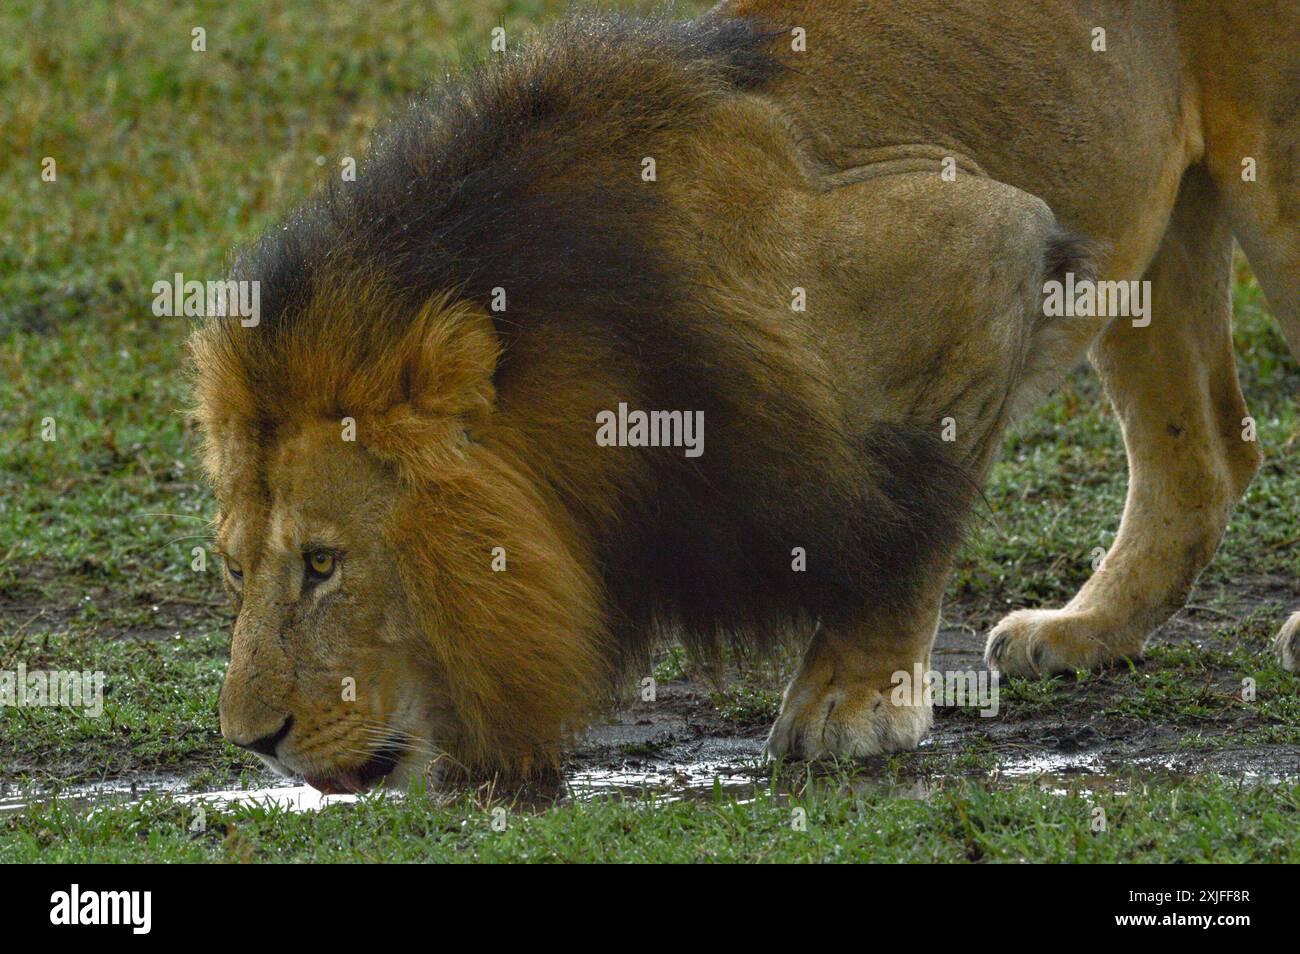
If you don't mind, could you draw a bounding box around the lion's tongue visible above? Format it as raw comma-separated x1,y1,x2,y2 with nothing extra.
305,771,363,796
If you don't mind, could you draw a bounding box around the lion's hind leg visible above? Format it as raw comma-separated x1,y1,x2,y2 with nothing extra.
1275,616,1300,673
985,166,1262,676
1201,56,1300,674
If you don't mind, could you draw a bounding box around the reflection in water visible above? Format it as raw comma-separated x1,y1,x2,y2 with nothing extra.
0,749,1282,818
566,762,761,801
0,778,365,817
0,763,765,817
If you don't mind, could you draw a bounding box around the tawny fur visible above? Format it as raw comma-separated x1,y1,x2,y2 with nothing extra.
193,0,1300,783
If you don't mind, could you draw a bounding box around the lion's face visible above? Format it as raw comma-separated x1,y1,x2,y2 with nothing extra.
195,292,612,788
215,419,453,793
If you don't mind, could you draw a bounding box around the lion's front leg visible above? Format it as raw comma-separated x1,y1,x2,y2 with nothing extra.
765,587,942,762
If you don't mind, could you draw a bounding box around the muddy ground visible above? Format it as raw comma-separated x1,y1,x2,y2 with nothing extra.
1,571,1297,809
567,586,1300,799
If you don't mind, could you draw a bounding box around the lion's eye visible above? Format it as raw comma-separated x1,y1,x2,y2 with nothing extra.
225,558,243,581
306,549,336,581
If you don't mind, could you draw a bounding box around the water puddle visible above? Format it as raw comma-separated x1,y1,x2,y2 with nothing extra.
0,777,372,818
1,749,1286,819
0,761,763,818
174,784,370,812
997,752,1106,777
565,761,764,802
0,777,185,817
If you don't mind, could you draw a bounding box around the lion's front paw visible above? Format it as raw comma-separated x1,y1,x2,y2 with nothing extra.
1276,613,1300,673
985,607,1140,676
764,676,931,762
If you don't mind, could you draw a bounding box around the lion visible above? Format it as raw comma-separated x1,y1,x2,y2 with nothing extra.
190,0,1300,791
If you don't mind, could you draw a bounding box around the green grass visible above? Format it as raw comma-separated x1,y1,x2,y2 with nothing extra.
4,772,1297,863
985,609,1300,743
1,0,606,602
711,684,784,727
3,0,1300,861
0,626,257,781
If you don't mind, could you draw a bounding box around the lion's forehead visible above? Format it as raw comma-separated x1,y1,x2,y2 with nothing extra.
216,422,388,563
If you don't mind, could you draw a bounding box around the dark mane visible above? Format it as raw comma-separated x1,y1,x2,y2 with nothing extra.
228,11,784,349
211,9,974,664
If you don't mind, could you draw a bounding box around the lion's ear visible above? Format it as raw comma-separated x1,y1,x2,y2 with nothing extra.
364,299,500,477
404,298,498,422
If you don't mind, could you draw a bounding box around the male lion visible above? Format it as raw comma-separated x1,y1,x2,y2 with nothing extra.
191,0,1300,791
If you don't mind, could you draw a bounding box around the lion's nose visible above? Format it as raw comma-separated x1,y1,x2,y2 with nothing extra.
228,715,293,757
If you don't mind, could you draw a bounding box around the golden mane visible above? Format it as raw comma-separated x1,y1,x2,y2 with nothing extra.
191,9,982,779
